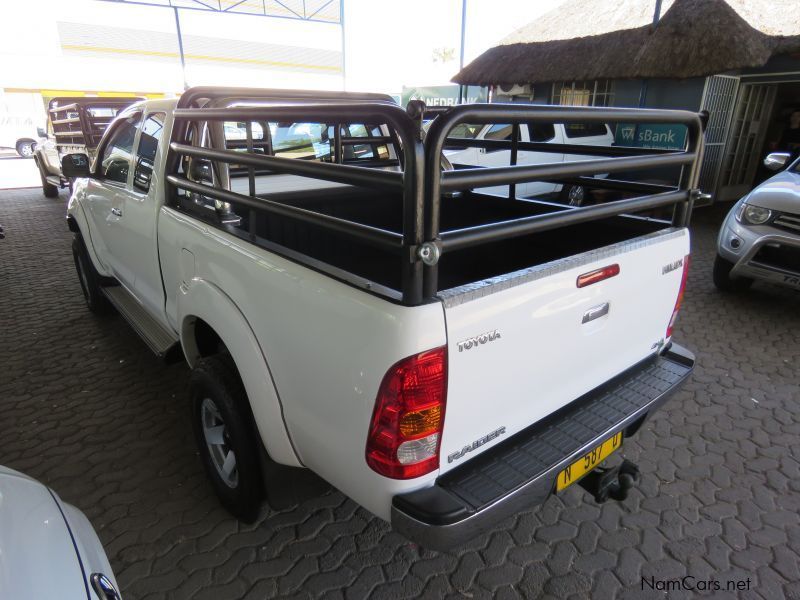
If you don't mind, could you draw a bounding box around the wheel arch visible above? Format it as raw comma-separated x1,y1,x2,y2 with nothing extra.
178,279,301,467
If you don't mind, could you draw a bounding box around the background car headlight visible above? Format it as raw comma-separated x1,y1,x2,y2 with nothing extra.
739,204,772,225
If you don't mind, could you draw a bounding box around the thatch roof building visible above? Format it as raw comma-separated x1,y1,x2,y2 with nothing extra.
453,0,800,86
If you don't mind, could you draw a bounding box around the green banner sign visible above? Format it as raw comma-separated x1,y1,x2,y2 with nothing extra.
615,123,687,150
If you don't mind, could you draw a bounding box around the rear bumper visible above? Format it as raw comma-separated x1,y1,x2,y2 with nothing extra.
391,342,695,551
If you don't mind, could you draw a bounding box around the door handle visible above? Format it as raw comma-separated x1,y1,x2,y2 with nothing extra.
582,302,610,324
111,207,122,217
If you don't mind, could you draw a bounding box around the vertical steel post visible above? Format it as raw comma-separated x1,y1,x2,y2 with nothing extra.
340,0,347,90
509,123,519,199
458,0,467,104
246,121,257,240
173,7,188,90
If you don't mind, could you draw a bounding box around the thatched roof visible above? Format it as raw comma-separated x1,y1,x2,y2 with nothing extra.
453,0,800,86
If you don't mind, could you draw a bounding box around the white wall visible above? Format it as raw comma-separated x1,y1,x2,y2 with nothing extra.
0,0,343,93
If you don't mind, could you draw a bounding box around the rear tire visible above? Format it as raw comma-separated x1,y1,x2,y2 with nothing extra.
713,254,753,292
16,140,35,158
191,355,264,522
37,160,59,198
72,235,112,313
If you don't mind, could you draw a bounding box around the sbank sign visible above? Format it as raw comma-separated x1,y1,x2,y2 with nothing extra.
614,123,687,150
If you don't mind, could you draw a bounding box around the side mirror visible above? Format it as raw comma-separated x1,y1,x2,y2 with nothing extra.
763,152,790,171
36,127,47,138
61,153,91,178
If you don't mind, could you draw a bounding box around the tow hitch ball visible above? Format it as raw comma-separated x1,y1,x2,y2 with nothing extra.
579,459,640,503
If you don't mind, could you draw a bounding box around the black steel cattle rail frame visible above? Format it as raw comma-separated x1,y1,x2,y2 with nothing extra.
165,94,704,306
421,104,704,298
49,97,143,150
166,101,426,303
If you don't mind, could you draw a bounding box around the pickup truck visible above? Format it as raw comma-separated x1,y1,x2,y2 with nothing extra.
64,87,701,550
34,97,141,197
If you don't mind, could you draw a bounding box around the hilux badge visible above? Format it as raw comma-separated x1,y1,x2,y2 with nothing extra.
662,259,684,275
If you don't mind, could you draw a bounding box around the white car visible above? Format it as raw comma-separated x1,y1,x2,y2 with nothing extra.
64,88,698,550
439,120,614,205
0,465,121,599
0,114,45,157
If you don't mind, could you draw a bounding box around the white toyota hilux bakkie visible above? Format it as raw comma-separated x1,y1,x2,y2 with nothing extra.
65,87,701,550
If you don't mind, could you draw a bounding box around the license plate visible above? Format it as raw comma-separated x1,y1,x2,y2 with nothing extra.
556,431,623,491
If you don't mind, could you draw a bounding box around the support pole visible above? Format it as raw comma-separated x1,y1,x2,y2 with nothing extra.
458,0,467,104
173,7,188,90
340,0,347,90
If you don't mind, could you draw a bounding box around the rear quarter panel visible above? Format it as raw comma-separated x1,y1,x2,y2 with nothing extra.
158,208,447,519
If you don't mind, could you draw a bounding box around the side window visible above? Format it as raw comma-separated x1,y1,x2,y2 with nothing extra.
133,112,166,192
272,122,330,160
100,114,141,184
448,123,482,139
528,123,556,142
484,124,513,141
564,123,610,138
341,123,387,161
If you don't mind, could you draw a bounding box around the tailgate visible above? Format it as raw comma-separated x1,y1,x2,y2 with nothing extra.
438,228,689,474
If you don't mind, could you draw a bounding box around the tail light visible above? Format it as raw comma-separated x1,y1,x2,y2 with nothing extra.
366,347,447,479
666,255,690,339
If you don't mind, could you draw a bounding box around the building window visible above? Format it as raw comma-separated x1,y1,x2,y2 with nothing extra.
551,80,615,107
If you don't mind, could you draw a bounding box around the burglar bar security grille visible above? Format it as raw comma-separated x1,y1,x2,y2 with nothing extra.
697,74,739,201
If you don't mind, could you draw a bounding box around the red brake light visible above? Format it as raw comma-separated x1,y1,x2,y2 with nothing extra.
577,264,620,288
366,347,448,479
666,255,690,339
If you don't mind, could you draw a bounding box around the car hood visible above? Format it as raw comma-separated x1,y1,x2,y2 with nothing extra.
746,170,800,213
0,466,88,600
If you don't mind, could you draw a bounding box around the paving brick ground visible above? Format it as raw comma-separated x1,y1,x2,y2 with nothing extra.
1,188,798,600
